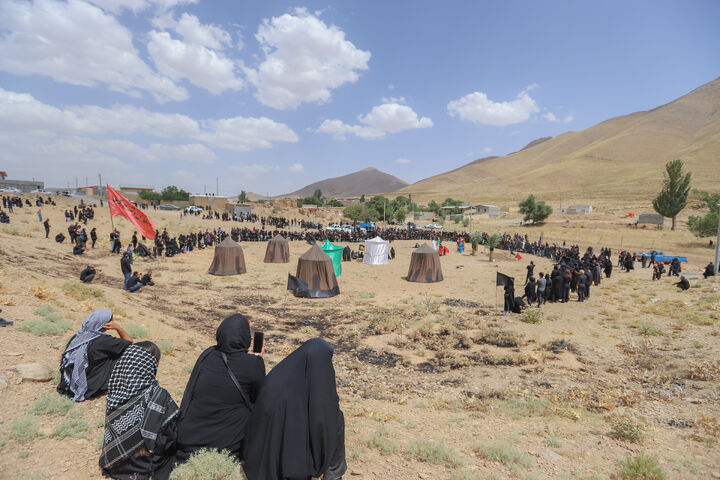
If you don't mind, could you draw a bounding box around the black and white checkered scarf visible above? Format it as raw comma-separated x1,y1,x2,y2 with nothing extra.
100,345,178,470
60,309,111,402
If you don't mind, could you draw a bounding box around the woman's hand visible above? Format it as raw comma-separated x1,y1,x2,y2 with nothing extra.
133,446,150,458
103,321,119,331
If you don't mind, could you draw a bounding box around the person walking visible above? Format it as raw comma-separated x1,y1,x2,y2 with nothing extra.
43,218,50,239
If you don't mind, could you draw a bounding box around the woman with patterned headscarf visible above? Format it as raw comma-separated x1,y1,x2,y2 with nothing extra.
58,309,133,402
100,342,179,480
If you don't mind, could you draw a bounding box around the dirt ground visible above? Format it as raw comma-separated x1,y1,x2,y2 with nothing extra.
1,196,719,480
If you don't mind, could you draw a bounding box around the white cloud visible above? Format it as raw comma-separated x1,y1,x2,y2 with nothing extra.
174,13,233,49
0,87,297,153
542,112,558,122
231,163,280,179
197,117,298,151
246,7,370,109
563,114,574,124
395,158,411,164
482,146,493,153
447,86,539,126
0,0,187,103
317,102,433,140
147,30,243,94
289,163,304,172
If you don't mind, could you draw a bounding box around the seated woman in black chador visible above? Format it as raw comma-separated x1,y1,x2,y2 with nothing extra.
58,309,133,402
100,342,179,480
175,314,265,463
243,338,346,480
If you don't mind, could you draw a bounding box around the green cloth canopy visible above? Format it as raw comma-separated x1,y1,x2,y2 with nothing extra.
320,239,343,276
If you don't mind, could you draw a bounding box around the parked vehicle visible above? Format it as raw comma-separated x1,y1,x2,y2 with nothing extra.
159,204,181,210
0,187,21,193
424,223,443,230
184,206,203,213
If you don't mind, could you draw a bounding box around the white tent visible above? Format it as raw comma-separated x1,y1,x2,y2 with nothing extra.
363,236,390,265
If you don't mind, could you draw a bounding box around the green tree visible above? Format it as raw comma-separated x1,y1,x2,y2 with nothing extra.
652,159,691,231
326,199,343,207
238,190,248,203
394,208,406,223
160,185,190,201
484,233,502,262
313,189,322,200
428,200,440,214
518,194,553,223
360,194,365,203
138,190,161,201
688,189,720,237
343,203,368,221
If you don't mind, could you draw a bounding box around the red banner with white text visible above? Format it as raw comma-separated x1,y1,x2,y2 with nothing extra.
107,185,157,240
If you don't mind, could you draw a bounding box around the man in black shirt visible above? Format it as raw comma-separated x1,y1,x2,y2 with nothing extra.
80,264,96,283
43,218,50,238
674,276,690,290
126,271,142,293
121,253,132,289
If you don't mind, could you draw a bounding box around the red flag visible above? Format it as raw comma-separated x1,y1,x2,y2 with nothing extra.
515,253,522,260
107,185,156,240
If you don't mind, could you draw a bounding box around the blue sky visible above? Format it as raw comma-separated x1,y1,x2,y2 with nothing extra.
1,0,718,196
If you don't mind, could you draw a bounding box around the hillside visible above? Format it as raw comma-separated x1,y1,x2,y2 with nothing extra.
395,77,720,204
283,167,409,198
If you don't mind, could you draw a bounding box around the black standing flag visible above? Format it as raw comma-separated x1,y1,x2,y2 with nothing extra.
496,272,514,286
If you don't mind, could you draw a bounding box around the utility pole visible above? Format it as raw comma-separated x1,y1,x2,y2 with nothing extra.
714,203,720,278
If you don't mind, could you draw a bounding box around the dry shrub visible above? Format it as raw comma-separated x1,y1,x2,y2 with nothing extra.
694,414,720,443
608,413,645,443
369,314,405,334
475,327,521,347
29,284,56,300
685,359,720,381
619,338,666,370
348,406,396,422
169,449,245,480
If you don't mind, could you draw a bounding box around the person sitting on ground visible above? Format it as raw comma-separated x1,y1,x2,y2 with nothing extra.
73,242,87,255
704,262,716,279
243,338,346,480
58,309,133,402
100,342,179,480
140,270,154,286
80,264,96,283
674,276,690,290
55,232,65,243
175,314,265,464
126,271,142,293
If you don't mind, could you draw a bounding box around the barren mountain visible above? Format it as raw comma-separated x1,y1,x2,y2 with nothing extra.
283,167,409,198
395,77,720,203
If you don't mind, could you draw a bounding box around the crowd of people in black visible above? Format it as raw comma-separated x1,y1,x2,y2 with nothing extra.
503,245,614,313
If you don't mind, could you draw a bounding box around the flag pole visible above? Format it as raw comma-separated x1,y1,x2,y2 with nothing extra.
107,184,115,229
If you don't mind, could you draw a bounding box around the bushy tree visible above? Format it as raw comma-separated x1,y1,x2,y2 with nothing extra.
485,233,502,261
688,189,720,237
394,208,406,223
238,191,248,203
326,199,343,207
139,191,161,201
518,194,553,223
652,159,691,231
160,185,190,201
343,203,369,221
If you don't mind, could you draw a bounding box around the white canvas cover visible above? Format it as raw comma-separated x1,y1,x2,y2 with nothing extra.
363,236,389,265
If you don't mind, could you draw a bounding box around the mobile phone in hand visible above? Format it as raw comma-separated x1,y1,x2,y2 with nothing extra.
252,331,264,354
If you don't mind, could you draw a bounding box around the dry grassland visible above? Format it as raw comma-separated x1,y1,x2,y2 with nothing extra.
1,196,719,479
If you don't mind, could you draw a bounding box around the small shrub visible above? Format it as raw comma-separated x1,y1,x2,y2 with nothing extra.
521,307,542,324
405,438,465,468
51,418,89,439
170,449,245,480
365,425,400,455
609,414,645,443
476,328,521,347
32,395,75,417
633,321,663,336
17,306,71,337
10,415,39,444
125,324,148,339
544,434,563,448
618,453,666,479
19,450,30,458
369,315,404,334
61,282,105,301
157,340,173,355
476,440,533,469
